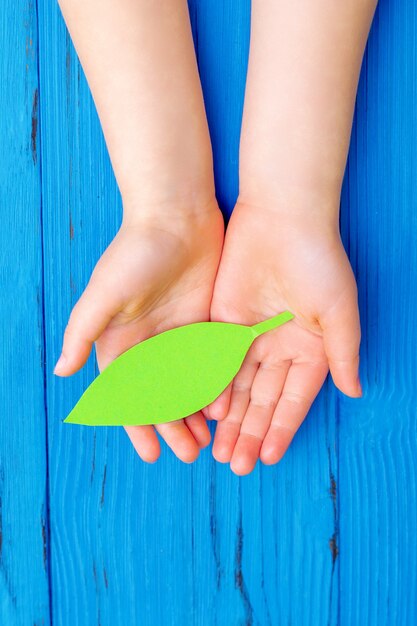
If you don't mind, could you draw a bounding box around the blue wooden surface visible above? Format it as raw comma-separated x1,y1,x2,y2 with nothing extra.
0,1,50,624
1,0,416,624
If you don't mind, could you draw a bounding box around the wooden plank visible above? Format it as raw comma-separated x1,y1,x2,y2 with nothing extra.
189,0,252,220
38,2,209,624
0,1,50,623
190,1,339,624
339,0,417,623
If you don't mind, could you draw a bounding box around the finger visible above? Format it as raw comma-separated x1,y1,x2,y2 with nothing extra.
124,425,161,463
212,359,258,463
230,361,290,476
156,420,200,464
54,282,119,376
185,412,211,448
260,360,328,465
321,295,362,398
206,384,232,421
201,407,212,421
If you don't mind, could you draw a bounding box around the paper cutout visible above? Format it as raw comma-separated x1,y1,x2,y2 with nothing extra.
64,311,294,426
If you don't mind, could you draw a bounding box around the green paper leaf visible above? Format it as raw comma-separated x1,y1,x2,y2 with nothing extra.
64,311,294,426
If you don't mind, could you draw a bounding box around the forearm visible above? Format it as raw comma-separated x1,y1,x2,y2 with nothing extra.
239,0,377,222
58,0,214,215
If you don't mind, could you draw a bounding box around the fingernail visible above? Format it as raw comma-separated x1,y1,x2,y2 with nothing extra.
356,376,363,397
54,354,67,375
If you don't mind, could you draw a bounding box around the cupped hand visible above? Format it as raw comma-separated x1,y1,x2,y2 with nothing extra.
55,200,224,464
207,200,361,475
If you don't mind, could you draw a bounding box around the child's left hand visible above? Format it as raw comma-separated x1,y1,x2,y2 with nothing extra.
206,200,361,475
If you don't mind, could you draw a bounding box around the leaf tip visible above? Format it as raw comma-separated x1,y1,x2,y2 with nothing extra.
63,410,84,425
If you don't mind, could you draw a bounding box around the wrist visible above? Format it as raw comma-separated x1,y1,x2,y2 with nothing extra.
115,108,216,214
121,193,221,230
121,167,217,219
234,193,341,240
237,180,341,230
239,143,345,226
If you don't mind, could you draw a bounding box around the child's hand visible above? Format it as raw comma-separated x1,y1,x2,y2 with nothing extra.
55,202,224,463
207,201,361,475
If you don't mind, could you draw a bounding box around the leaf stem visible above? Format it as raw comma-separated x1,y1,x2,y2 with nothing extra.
251,311,294,337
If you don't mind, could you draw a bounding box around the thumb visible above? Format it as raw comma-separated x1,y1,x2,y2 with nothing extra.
321,295,362,398
54,282,119,376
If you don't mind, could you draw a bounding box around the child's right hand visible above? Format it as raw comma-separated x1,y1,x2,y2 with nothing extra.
55,200,224,464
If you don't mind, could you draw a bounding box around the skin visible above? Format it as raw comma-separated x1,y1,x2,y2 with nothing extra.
208,203,358,474
55,0,224,462
62,206,223,462
207,0,378,475
56,0,378,472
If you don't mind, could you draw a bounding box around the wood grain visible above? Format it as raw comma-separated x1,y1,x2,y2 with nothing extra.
0,1,50,623
339,1,417,623
1,0,416,623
